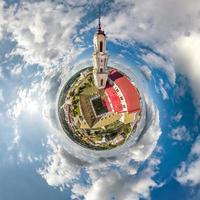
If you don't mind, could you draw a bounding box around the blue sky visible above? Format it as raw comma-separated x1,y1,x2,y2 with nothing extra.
0,0,200,200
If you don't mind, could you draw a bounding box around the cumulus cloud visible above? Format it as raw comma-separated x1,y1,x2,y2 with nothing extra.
6,62,60,121
10,64,23,76
7,84,40,120
0,1,85,67
7,125,21,151
103,0,200,44
0,67,4,80
84,169,156,200
126,96,161,162
72,157,161,200
172,112,183,122
0,88,4,102
142,53,175,85
38,136,88,187
173,33,200,114
156,78,169,100
0,1,6,40
140,65,152,80
170,126,191,142
176,135,200,185
64,0,104,7
174,77,188,99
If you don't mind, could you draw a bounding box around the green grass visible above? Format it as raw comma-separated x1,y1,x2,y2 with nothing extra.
91,97,108,116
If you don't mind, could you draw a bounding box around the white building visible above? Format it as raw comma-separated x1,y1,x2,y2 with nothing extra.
92,16,109,89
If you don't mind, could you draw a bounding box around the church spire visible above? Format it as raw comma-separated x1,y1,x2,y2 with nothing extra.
92,8,108,89
97,7,105,36
98,11,101,32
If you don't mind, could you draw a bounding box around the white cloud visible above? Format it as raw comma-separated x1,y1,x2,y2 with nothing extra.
72,158,160,200
0,1,6,40
64,0,103,7
85,170,156,200
1,1,85,67
0,88,4,102
157,78,169,100
142,53,175,85
174,77,187,99
173,33,200,114
159,86,168,100
0,67,4,80
71,184,88,199
10,126,20,147
11,64,23,76
170,126,191,142
172,112,183,122
176,135,200,185
126,96,161,162
103,0,200,44
7,67,54,120
140,65,152,80
38,136,87,187
7,85,39,120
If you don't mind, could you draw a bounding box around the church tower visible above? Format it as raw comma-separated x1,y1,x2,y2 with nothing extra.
92,14,109,89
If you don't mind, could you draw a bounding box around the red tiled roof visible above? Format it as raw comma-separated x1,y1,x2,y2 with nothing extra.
109,69,141,113
109,69,123,81
105,83,123,112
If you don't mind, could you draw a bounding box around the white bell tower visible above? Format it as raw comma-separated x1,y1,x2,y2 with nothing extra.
92,14,109,89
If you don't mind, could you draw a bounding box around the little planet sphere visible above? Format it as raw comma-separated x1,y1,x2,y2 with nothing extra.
58,16,143,151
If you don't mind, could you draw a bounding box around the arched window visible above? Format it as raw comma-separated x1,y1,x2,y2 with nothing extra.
100,41,103,52
101,79,103,86
100,68,103,73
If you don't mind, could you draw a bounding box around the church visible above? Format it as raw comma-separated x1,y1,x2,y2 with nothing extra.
78,16,141,129
92,15,109,89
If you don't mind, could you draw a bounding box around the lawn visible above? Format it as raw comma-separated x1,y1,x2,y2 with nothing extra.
91,97,108,116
